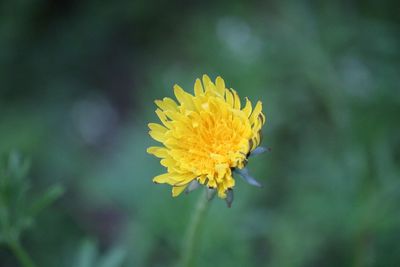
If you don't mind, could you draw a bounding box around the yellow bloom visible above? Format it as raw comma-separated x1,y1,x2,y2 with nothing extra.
147,75,265,200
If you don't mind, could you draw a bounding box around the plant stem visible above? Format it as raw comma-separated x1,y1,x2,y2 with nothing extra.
180,189,211,267
9,240,37,267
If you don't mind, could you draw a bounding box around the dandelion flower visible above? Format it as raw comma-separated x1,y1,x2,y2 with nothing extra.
147,75,266,203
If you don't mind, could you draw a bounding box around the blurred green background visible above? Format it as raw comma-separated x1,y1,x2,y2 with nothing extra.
1,0,400,266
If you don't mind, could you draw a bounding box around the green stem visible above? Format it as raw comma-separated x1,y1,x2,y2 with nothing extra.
9,241,37,267
180,189,211,267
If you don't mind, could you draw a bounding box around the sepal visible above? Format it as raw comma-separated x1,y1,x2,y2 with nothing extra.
234,167,262,187
185,180,200,194
225,189,234,208
249,146,270,157
206,188,216,201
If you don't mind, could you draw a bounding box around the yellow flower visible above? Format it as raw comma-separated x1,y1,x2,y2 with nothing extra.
147,75,265,200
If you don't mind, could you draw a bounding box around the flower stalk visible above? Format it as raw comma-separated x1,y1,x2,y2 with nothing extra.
180,189,211,267
9,240,37,267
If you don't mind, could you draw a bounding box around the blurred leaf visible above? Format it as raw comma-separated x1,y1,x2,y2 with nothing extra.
75,239,98,267
0,199,9,231
98,247,126,267
29,185,65,216
73,239,125,267
0,151,63,249
7,151,30,181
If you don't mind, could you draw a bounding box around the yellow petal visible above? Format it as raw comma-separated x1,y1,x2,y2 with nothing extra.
225,176,235,188
164,110,190,123
173,85,186,103
250,101,263,125
148,123,167,133
149,130,167,142
155,97,178,112
155,109,171,128
242,98,253,118
217,185,227,198
202,74,216,93
172,184,188,197
198,175,207,184
215,163,229,180
231,89,241,109
147,146,169,158
160,158,176,168
153,173,178,184
258,112,266,125
215,76,226,96
194,78,204,96
225,89,234,107
174,84,196,110
207,179,217,188
173,173,197,186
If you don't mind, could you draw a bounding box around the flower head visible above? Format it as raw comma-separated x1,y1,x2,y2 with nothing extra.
147,75,265,201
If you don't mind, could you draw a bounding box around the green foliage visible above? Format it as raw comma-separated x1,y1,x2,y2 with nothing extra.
0,152,64,266
0,152,32,244
0,152,64,245
71,239,126,267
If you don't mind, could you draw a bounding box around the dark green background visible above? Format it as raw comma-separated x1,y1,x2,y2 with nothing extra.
1,0,400,266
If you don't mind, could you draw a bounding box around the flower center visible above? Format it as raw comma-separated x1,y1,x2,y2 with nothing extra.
170,97,252,181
